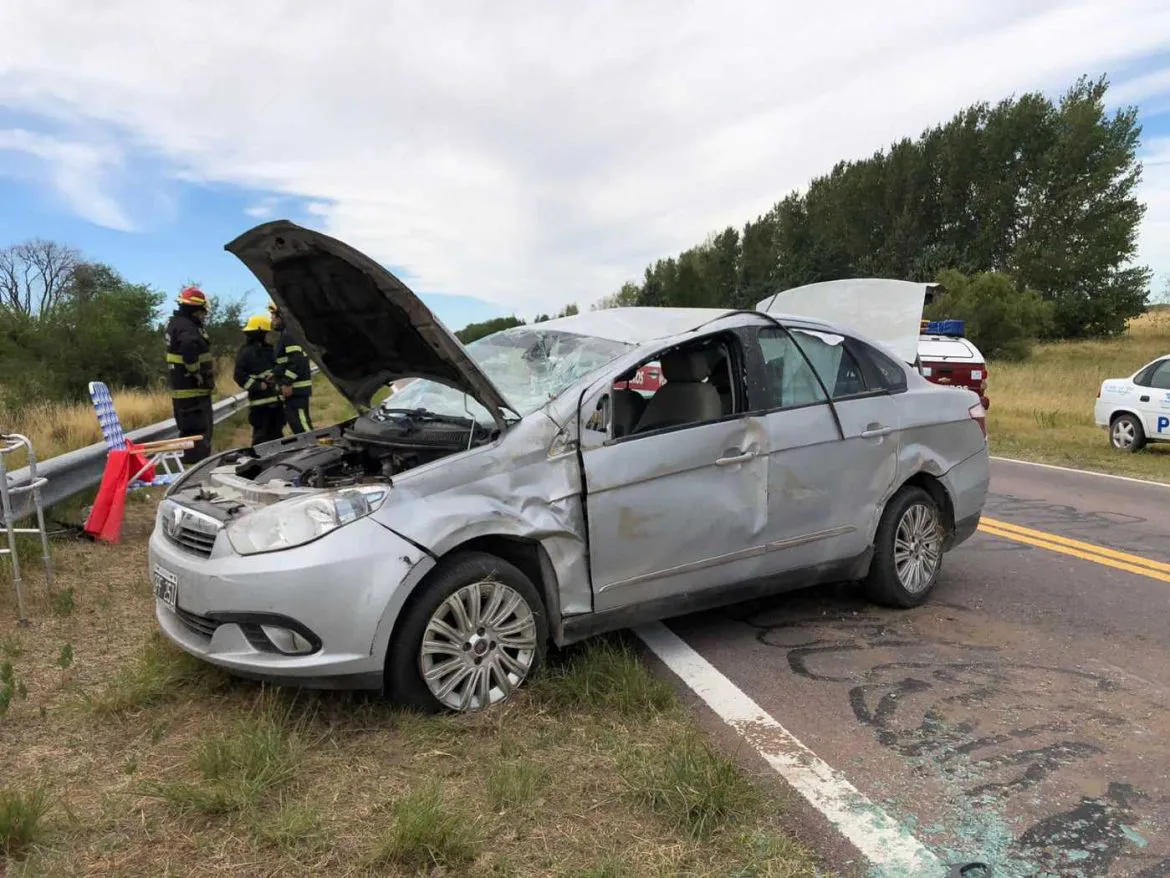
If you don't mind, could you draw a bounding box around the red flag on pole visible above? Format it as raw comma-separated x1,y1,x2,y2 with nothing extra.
84,449,132,543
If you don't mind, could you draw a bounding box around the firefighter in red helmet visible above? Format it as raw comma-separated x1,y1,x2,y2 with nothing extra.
165,286,215,463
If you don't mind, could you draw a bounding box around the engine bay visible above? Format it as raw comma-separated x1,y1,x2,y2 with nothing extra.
167,407,497,521
240,406,495,488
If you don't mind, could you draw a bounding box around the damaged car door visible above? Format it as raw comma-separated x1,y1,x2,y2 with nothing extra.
578,333,769,614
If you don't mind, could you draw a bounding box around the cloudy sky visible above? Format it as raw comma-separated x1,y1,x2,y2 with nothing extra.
2,1,1170,330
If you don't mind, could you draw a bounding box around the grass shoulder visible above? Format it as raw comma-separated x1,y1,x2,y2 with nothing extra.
987,309,1170,483
0,499,823,877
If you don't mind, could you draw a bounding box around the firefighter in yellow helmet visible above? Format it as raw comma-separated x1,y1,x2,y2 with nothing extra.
233,313,284,446
268,302,314,434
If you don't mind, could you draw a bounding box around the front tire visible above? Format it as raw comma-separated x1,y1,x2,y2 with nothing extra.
1110,413,1146,453
864,487,945,608
385,552,548,714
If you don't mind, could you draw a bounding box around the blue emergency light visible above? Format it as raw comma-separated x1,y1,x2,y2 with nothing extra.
922,319,965,337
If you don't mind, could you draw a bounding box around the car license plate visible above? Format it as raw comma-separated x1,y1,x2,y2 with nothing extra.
153,565,178,610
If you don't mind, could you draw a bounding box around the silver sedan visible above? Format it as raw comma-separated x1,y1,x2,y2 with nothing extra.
148,222,990,713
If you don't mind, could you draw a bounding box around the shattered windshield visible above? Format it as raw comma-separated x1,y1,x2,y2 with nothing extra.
379,326,632,424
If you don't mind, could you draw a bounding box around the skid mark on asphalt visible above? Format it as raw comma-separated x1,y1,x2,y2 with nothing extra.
717,600,1170,877
635,621,944,878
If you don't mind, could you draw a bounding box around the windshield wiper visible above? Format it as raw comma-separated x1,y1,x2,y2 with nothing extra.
378,407,488,429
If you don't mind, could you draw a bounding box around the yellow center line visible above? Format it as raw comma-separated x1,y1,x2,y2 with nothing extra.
980,516,1170,573
978,517,1170,583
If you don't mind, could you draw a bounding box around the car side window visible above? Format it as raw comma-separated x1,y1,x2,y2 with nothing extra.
763,325,873,403
581,334,742,446
847,338,908,394
756,327,829,409
1149,360,1170,390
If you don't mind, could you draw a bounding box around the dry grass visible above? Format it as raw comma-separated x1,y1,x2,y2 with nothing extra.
0,358,241,466
0,493,821,877
0,360,364,471
987,308,1170,480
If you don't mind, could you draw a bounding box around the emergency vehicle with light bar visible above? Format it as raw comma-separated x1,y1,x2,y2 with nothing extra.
916,319,990,411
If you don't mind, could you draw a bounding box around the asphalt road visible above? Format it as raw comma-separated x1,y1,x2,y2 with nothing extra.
659,457,1170,878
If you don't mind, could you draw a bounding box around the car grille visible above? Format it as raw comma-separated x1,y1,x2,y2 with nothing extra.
174,605,219,639
160,503,221,558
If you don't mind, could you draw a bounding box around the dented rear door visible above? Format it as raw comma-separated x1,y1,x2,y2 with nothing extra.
745,325,857,574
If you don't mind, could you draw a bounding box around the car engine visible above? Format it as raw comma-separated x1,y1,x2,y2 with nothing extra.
166,407,496,522
236,407,495,487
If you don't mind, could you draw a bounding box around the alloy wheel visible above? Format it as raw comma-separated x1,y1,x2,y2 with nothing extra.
419,579,538,711
1112,419,1136,449
893,503,942,594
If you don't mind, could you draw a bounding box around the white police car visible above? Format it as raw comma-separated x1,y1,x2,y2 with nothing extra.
1094,354,1170,451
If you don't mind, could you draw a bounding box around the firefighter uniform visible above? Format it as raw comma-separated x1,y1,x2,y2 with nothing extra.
274,329,314,434
165,287,215,464
234,315,284,446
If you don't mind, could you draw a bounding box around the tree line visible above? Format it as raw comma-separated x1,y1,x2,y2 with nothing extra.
0,239,244,410
594,75,1151,352
454,303,580,344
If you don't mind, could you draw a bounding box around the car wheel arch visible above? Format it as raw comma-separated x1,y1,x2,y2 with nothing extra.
1109,408,1143,426
887,471,956,543
382,533,561,665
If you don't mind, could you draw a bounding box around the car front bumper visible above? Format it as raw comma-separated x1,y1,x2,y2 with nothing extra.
148,514,435,689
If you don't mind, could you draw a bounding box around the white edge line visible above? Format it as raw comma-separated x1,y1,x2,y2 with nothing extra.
635,621,942,877
990,455,1170,488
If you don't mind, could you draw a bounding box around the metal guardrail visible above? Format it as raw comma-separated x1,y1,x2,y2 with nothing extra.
1,367,321,523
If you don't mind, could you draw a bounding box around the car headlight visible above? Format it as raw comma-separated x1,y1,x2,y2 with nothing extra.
225,486,388,555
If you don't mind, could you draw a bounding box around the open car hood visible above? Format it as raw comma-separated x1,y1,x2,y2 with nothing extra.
756,278,937,364
225,221,515,425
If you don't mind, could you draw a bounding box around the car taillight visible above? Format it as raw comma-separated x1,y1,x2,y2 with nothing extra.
968,402,987,440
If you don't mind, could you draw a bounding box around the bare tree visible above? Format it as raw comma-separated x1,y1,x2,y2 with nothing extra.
0,239,81,319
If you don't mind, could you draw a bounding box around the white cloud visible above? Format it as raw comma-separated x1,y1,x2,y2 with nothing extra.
0,128,133,231
1137,136,1170,298
1110,66,1170,105
244,196,281,219
2,0,1170,312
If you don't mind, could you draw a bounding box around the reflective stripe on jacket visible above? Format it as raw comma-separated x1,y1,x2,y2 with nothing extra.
165,310,213,398
274,331,312,398
234,340,280,408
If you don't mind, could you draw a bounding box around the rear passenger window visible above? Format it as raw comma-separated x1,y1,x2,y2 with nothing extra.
848,339,908,394
756,327,828,409
1149,361,1170,390
786,328,869,399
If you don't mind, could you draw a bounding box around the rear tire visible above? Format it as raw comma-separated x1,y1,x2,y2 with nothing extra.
1110,413,1146,453
864,487,944,609
385,552,548,714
